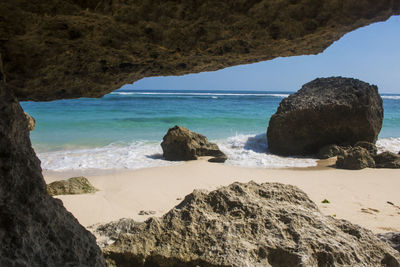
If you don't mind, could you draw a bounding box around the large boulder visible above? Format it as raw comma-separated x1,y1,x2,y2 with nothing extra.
336,147,375,170
161,126,226,162
374,152,400,169
47,176,99,196
94,182,400,266
267,77,383,156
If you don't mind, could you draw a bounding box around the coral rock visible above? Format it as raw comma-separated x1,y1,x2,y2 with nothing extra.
94,182,400,266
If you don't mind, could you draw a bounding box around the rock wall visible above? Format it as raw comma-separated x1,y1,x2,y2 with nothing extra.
0,83,105,266
1,1,399,101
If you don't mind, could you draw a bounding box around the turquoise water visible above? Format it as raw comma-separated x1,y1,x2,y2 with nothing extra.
21,90,400,171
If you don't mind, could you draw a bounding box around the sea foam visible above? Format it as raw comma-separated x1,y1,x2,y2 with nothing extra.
217,134,317,168
37,141,178,171
36,136,400,172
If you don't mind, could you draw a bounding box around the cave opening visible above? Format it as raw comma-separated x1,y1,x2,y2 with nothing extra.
1,1,400,265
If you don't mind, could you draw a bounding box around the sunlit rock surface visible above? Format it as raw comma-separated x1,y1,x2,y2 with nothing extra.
94,182,400,266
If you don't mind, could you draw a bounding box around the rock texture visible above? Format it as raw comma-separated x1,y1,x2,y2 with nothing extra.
1,1,399,101
355,141,378,156
47,176,99,196
374,151,400,169
0,84,105,266
94,182,400,266
336,147,375,170
161,125,226,161
317,144,348,159
24,112,35,131
267,77,383,156
378,232,400,253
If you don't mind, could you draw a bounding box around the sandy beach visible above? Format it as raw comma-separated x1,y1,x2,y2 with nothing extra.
44,158,400,234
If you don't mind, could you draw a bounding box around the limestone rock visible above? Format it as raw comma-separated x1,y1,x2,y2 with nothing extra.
94,182,400,266
0,85,105,266
24,112,35,131
1,2,399,101
161,126,226,161
374,152,400,169
355,141,378,156
336,147,375,170
47,176,99,196
378,232,400,253
316,144,347,159
267,77,383,156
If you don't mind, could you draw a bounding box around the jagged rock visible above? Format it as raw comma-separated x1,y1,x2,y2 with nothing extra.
161,126,226,161
0,85,105,266
24,112,35,131
267,77,383,156
94,182,400,267
378,232,400,253
355,141,378,156
1,2,399,101
374,152,400,169
316,144,347,159
46,176,99,196
336,147,375,170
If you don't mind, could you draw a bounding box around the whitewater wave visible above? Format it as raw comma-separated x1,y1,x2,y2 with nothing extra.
376,137,400,153
37,141,179,171
381,95,400,100
36,135,400,172
111,92,290,98
217,134,317,168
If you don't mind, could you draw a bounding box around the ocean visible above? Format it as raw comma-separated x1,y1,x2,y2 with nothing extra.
20,90,400,171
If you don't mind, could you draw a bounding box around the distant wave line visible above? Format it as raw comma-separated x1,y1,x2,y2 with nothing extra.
111,92,290,97
381,95,400,100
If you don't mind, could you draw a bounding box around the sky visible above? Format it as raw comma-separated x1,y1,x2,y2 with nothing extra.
125,15,400,93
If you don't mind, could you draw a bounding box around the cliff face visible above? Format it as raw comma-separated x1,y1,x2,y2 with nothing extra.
0,84,105,266
1,0,399,101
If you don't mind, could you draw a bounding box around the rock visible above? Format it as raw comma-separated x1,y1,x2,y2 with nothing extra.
377,232,400,253
161,126,226,161
46,176,99,196
208,154,228,163
0,84,105,266
94,182,400,266
355,141,378,156
24,112,35,131
267,77,383,156
1,2,399,101
138,210,156,216
336,147,375,170
374,152,400,169
316,144,347,159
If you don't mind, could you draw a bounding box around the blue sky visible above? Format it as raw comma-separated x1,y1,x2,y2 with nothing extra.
126,15,400,93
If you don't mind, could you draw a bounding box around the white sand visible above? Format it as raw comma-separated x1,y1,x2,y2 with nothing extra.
44,159,400,233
